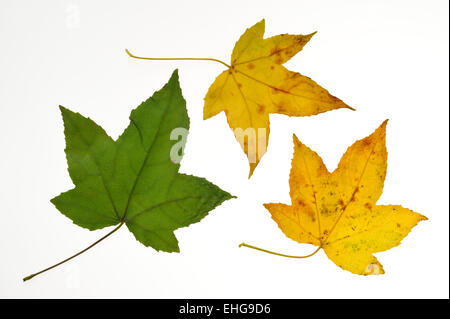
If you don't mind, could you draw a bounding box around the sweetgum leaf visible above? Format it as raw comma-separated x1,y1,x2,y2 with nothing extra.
263,121,427,275
52,70,233,253
204,20,354,177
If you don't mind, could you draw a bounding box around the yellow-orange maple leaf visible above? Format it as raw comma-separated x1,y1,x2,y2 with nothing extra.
264,121,427,275
204,19,353,177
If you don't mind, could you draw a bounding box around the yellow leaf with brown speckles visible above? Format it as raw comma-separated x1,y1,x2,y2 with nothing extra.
264,120,427,275
204,19,353,177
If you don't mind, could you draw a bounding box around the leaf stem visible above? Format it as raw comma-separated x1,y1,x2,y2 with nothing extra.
125,49,231,69
23,222,125,282
238,242,321,259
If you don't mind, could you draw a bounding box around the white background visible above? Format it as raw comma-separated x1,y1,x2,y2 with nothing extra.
0,0,448,298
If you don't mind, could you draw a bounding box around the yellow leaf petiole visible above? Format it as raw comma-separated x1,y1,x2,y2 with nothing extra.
239,242,321,259
125,49,231,69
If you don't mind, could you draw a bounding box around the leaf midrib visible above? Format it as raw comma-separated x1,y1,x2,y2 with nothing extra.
325,139,380,243
119,87,175,222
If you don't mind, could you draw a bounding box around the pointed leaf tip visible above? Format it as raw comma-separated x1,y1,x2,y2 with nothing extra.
171,68,179,77
58,105,74,121
252,19,265,31
169,69,179,82
375,119,389,134
292,134,303,147
305,31,317,40
163,69,181,92
59,105,69,115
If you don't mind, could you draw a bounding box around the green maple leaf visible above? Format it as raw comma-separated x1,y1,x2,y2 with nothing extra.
24,70,233,281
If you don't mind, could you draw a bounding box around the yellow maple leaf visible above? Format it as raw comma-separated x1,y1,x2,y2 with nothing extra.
243,121,427,275
204,19,354,177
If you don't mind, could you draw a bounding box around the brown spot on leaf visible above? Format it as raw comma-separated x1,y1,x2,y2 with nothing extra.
247,63,255,70
276,105,286,112
270,47,280,55
256,104,265,114
350,187,359,202
364,202,372,210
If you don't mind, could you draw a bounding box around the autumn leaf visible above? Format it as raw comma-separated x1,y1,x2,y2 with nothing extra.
23,70,233,281
203,19,354,176
241,121,427,275
126,19,354,177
